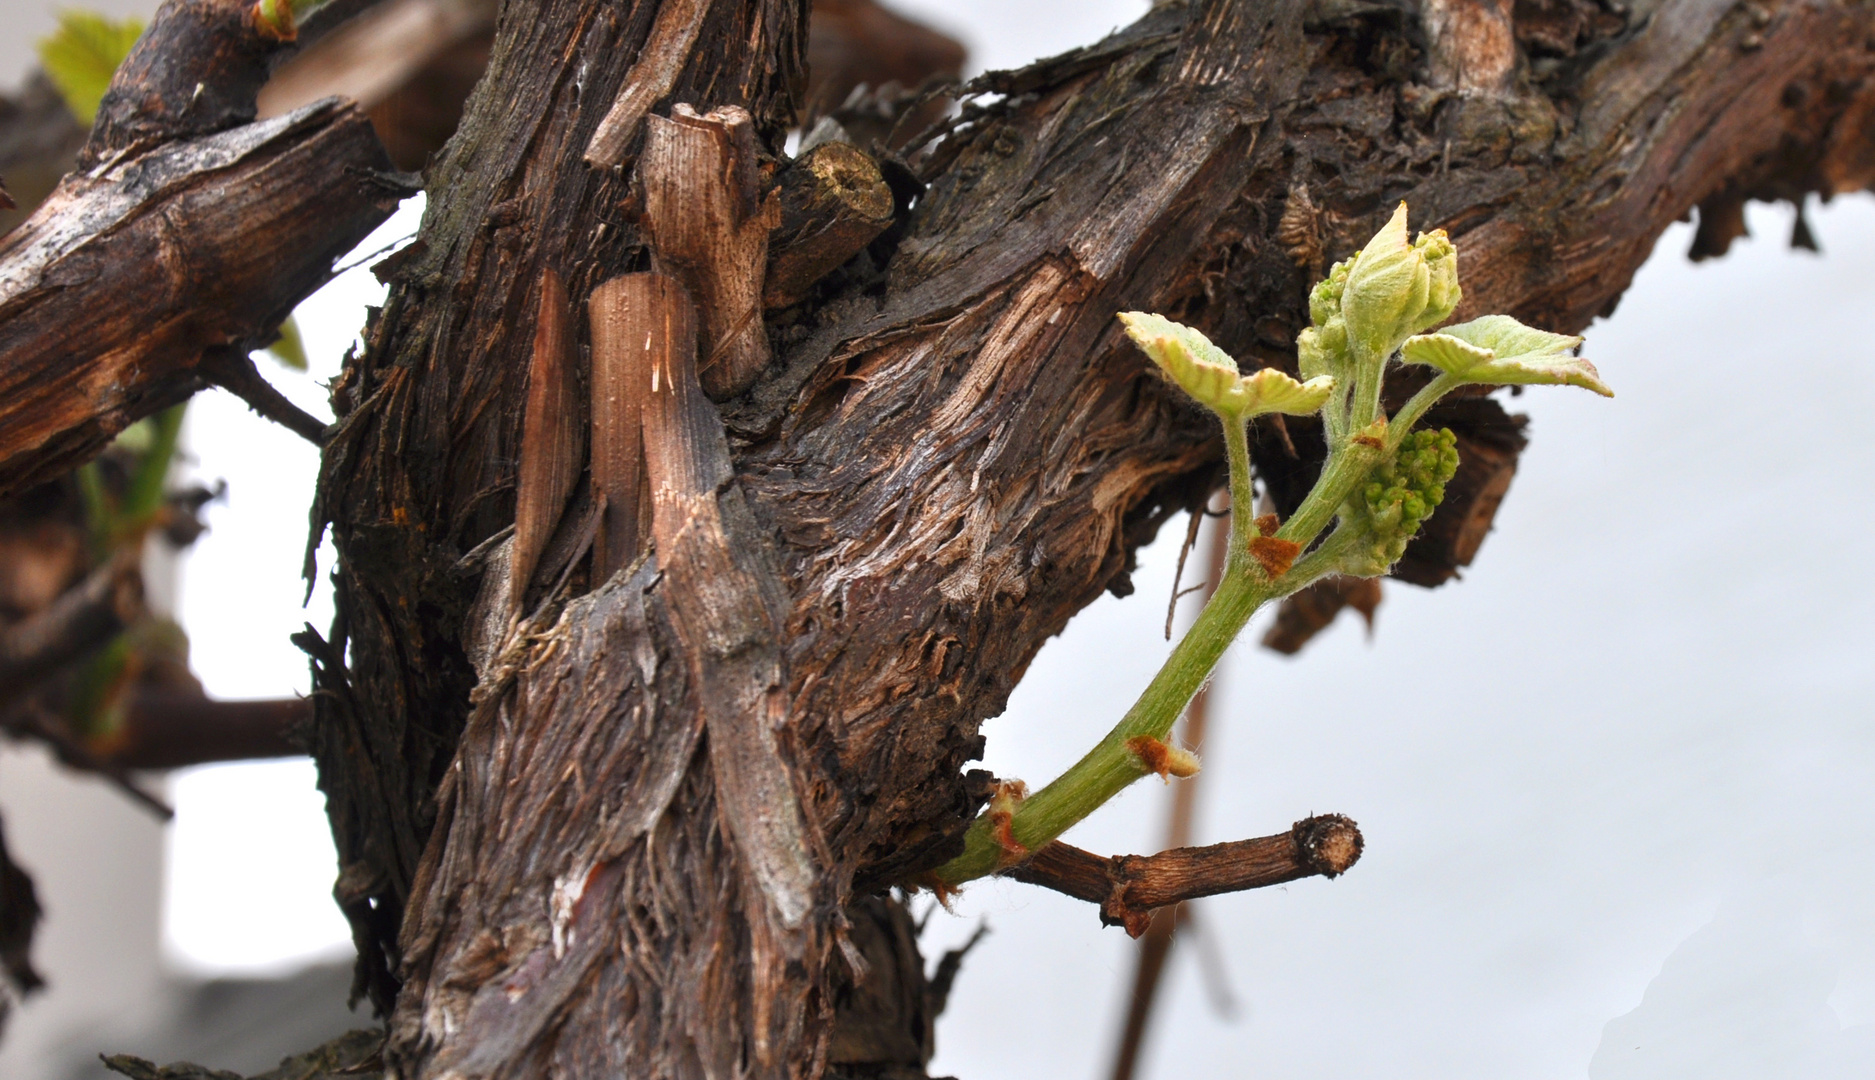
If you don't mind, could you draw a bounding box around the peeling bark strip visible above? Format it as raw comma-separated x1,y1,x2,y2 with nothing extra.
642,105,779,399
390,565,831,1079
1007,815,1364,937
309,0,1875,1073
636,269,828,1061
588,275,653,580
311,0,809,1027
510,268,584,611
583,0,714,166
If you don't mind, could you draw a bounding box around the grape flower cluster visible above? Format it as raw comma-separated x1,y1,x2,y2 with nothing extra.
1349,427,1460,574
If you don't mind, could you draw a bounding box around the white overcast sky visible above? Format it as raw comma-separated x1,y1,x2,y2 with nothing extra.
6,2,1875,1079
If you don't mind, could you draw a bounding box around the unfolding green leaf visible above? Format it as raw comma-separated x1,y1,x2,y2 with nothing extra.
1401,314,1613,397
1239,367,1336,416
37,11,146,125
1119,312,1334,420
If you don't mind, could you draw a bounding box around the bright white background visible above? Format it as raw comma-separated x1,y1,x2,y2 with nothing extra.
4,2,1875,1079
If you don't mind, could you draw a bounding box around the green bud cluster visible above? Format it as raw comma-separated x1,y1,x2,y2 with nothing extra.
1347,428,1460,572
1309,258,1351,329
1300,260,1353,385
1324,206,1463,364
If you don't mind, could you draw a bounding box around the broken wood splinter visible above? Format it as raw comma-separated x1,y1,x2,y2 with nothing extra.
510,268,584,611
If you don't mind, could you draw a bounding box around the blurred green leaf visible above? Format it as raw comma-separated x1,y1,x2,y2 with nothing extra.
122,403,186,526
266,315,310,371
80,403,187,559
36,10,146,125
76,459,111,557
66,617,193,742
110,415,156,456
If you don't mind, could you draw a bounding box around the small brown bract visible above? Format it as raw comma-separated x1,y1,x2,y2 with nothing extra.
988,779,1030,865
1124,735,1200,780
1248,535,1301,577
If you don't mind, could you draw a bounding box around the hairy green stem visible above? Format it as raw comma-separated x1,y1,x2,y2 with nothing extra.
1386,371,1460,451
1223,418,1255,573
1275,440,1381,547
947,210,1602,894
1285,522,1361,584
934,564,1278,884
932,517,1365,886
1348,344,1387,432
933,399,1396,887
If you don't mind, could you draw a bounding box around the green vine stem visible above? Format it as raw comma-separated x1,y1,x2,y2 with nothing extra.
937,561,1278,884
1221,415,1255,571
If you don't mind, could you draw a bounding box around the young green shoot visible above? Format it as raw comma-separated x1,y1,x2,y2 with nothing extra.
932,202,1612,887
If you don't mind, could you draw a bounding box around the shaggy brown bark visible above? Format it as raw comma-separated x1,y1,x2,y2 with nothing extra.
297,0,1875,1074
294,0,1875,1074
4,0,1875,1074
